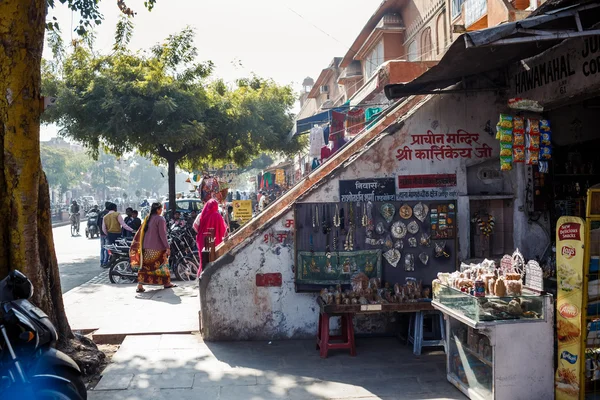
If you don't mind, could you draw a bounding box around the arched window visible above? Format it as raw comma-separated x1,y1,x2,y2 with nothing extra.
407,41,418,61
420,27,432,61
436,12,448,55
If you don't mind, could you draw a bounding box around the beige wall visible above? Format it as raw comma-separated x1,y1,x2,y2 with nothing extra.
383,32,406,61
401,0,448,62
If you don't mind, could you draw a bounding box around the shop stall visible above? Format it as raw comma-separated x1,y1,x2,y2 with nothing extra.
432,256,554,400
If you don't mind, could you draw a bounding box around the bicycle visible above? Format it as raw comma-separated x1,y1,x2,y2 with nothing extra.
69,213,80,236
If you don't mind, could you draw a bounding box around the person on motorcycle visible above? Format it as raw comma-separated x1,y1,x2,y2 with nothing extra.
171,211,186,229
103,203,134,245
129,210,142,232
69,200,80,234
123,207,134,238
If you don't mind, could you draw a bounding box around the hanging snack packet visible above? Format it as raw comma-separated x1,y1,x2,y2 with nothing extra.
513,116,524,131
539,119,551,132
526,119,540,135
498,128,513,143
526,133,540,149
498,114,513,129
500,156,513,171
513,146,525,163
526,149,539,165
541,131,552,146
513,131,525,146
500,142,513,157
540,145,552,160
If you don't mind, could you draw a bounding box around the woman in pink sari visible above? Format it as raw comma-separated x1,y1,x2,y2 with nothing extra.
193,199,227,272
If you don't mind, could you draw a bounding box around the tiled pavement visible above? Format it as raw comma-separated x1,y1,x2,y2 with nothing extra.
89,334,466,400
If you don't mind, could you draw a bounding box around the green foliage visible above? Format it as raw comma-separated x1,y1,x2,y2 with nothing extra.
42,28,303,170
41,145,92,193
113,15,134,52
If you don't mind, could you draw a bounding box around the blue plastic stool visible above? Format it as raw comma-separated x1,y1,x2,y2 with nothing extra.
408,310,446,356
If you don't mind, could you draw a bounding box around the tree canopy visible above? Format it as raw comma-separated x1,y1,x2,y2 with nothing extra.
43,25,304,214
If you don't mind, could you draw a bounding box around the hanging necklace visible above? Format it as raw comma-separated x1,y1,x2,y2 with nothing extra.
361,203,368,227
313,205,320,233
333,204,341,228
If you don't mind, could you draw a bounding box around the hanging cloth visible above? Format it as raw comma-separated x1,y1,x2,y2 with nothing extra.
323,125,330,145
330,111,347,154
365,107,382,122
309,126,325,159
311,158,320,171
320,146,332,162
345,109,365,136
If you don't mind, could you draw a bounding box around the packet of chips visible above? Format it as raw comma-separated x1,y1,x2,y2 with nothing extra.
526,149,539,165
513,131,525,146
540,145,552,160
500,142,513,157
513,116,524,130
526,133,540,149
541,131,552,146
498,114,513,129
501,156,513,171
498,127,513,143
539,119,551,132
526,119,540,135
513,146,525,163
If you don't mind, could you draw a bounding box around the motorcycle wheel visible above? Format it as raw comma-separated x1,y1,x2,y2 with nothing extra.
174,255,199,281
55,367,87,400
32,379,84,400
109,260,137,284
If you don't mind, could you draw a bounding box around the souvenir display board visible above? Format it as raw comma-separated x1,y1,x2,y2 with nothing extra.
294,200,457,290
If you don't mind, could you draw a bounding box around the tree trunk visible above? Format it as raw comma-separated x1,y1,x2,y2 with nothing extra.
167,158,177,219
0,0,74,340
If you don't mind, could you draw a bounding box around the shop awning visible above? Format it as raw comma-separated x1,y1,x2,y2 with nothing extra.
385,2,600,99
294,110,331,136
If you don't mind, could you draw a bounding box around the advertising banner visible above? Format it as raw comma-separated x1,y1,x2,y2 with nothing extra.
555,216,585,400
232,200,253,223
339,178,396,202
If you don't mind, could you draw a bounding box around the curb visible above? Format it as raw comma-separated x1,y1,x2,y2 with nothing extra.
93,330,198,345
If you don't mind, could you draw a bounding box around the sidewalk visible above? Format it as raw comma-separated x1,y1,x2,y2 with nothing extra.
89,335,465,400
63,280,199,343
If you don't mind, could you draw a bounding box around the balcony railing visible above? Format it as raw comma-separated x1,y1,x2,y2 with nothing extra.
465,0,487,27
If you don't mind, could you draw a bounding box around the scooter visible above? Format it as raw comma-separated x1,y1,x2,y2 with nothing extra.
0,270,86,399
85,210,99,239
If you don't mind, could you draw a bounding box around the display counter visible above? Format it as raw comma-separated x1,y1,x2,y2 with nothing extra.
432,285,554,400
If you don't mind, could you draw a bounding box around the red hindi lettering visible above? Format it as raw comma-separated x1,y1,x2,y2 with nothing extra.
396,146,413,161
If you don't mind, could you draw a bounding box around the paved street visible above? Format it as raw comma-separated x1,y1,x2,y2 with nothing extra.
54,223,107,293
91,335,465,400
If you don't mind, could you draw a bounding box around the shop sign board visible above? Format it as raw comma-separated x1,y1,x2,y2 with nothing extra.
510,37,600,107
232,200,253,223
396,173,458,201
524,260,544,292
339,178,396,202
555,216,585,400
395,130,493,162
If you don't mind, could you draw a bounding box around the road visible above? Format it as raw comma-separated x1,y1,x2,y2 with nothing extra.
53,223,106,293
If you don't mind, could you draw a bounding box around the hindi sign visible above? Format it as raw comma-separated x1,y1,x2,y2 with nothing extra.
396,174,458,201
339,178,396,203
555,216,585,400
232,200,253,223
396,130,493,162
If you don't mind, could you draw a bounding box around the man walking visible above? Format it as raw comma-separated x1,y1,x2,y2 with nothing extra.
129,210,142,233
97,202,111,268
123,207,134,238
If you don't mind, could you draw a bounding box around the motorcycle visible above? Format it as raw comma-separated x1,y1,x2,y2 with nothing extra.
0,270,86,399
85,211,99,239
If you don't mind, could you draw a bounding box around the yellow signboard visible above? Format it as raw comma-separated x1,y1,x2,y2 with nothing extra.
275,169,285,186
232,200,253,223
556,216,585,400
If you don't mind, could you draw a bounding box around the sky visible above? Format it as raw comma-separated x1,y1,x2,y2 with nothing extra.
41,0,383,141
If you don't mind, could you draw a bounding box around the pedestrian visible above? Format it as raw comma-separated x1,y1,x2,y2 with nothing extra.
129,202,176,293
123,207,134,238
97,202,111,268
171,211,186,228
258,191,268,212
129,210,142,233
102,203,133,244
193,199,227,273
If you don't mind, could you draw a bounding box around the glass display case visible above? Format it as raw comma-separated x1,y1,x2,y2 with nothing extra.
432,283,546,326
434,291,554,399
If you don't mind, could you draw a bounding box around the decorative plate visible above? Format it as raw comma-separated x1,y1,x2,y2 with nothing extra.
380,203,396,224
384,234,393,249
383,249,401,268
394,240,404,250
408,237,417,247
407,221,419,235
413,202,429,223
391,221,407,239
419,252,429,265
399,204,413,219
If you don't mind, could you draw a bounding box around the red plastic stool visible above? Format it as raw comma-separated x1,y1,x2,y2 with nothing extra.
316,312,356,358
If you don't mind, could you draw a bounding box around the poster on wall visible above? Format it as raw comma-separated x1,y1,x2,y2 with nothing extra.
396,173,459,201
555,216,585,400
339,178,396,202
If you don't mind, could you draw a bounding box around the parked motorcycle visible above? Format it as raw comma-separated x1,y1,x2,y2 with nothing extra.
85,210,99,239
0,270,86,399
